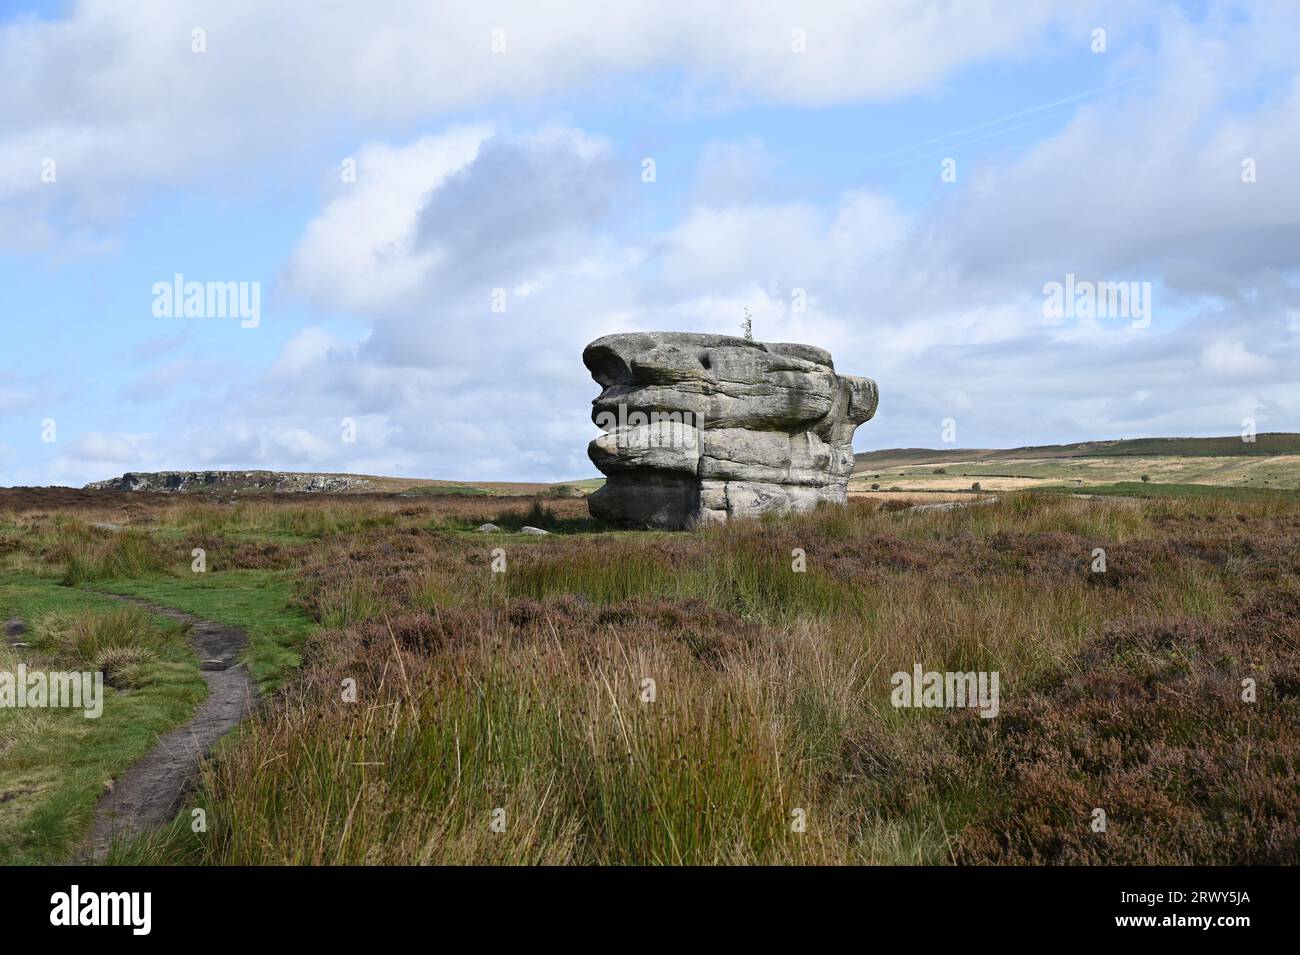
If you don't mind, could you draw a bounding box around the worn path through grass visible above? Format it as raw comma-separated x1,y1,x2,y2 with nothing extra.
0,575,205,864
88,571,314,691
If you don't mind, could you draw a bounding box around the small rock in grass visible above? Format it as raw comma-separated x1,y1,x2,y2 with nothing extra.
4,618,26,637
520,525,550,536
478,523,501,533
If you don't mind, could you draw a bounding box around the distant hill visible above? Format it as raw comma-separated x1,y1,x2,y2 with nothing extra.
84,470,587,497
855,433,1300,470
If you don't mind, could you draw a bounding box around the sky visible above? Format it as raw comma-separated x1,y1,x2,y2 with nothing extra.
1,0,1297,487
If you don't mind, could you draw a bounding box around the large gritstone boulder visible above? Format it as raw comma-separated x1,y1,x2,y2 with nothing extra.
583,332,877,528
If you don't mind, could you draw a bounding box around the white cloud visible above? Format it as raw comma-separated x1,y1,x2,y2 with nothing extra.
270,328,353,378
930,17,1300,296
0,1,1093,246
282,127,491,313
1201,339,1273,377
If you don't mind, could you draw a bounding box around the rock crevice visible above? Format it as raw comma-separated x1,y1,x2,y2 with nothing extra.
583,332,877,528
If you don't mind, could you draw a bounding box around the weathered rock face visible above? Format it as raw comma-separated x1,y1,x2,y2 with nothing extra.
583,332,877,528
85,471,375,494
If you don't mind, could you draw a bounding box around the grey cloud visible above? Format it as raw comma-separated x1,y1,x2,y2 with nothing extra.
412,133,620,285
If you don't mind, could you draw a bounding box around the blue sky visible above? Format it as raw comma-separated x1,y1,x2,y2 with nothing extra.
1,1,1297,486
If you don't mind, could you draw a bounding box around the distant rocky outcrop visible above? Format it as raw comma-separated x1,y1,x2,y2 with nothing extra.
583,332,878,528
86,471,375,494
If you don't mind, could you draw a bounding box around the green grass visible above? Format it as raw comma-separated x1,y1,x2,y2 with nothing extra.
169,503,397,539
557,478,605,491
61,530,168,585
88,571,314,691
1035,481,1300,501
1074,433,1300,457
0,574,206,864
506,538,852,620
0,529,318,862
6,486,1296,866
152,525,314,545
456,500,619,535
855,449,1300,493
402,484,493,497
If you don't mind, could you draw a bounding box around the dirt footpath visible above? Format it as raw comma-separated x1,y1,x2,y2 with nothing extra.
78,598,258,862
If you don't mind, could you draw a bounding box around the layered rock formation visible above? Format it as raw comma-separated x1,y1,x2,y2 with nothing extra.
583,332,877,528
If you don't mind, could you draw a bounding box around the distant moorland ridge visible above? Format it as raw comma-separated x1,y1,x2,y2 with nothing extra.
855,433,1300,470
82,470,586,497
